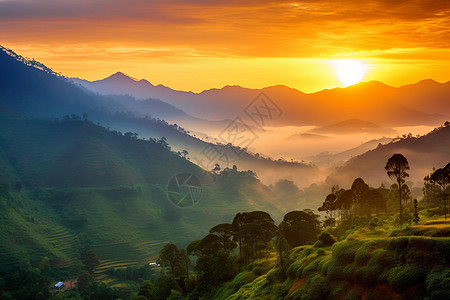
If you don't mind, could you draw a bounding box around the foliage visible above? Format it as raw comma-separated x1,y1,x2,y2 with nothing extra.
317,231,337,247
279,210,320,248
385,153,410,223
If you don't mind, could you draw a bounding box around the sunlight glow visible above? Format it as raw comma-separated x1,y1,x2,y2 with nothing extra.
333,59,367,87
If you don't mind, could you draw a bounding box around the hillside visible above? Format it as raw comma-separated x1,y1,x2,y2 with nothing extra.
0,114,284,284
308,119,396,135
324,123,450,187
0,45,317,186
214,219,450,299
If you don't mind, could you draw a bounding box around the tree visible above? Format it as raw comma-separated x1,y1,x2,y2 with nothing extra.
365,189,386,215
167,289,183,300
81,249,100,273
137,280,154,299
385,153,410,223
209,223,237,252
335,189,353,223
431,165,450,219
232,211,277,265
152,274,182,300
351,178,369,215
275,234,290,276
423,169,441,207
77,270,92,296
278,210,320,248
318,193,337,231
159,243,189,278
187,233,237,295
413,199,420,224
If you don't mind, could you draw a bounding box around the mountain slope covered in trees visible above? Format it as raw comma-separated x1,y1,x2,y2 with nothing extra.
0,113,286,296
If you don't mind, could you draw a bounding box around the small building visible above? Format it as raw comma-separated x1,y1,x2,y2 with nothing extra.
54,281,64,289
149,262,160,267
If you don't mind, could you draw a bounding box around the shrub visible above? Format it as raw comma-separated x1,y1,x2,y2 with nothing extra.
302,259,320,279
287,259,303,278
266,268,281,283
316,248,326,256
332,240,362,264
354,265,380,286
368,249,395,269
426,266,450,300
369,217,383,227
343,287,361,300
329,281,350,299
354,248,370,266
317,232,337,247
387,263,427,293
308,275,330,300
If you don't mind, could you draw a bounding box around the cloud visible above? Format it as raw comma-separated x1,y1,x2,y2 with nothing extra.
0,0,449,60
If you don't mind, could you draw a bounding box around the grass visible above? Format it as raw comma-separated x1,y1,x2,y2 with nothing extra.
217,213,450,300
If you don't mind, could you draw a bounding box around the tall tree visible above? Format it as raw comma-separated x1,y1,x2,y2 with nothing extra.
365,189,386,215
351,178,369,215
431,165,450,220
232,211,277,265
318,194,337,231
159,243,189,278
385,153,410,223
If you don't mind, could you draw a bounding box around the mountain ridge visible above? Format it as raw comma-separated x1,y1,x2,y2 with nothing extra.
75,72,449,126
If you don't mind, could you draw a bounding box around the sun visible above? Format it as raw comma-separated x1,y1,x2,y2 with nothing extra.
333,59,367,87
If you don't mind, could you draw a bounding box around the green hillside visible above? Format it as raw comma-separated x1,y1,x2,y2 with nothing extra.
217,218,450,300
0,114,283,293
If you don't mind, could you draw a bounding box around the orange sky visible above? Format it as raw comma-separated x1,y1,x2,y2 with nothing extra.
1,0,449,92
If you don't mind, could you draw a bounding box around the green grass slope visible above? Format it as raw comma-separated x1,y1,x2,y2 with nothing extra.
220,219,450,300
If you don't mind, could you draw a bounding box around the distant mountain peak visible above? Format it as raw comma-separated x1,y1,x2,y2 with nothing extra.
414,79,442,87
354,80,393,89
104,71,136,81
309,118,396,135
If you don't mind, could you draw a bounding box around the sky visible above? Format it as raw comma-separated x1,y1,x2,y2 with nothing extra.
1,0,449,92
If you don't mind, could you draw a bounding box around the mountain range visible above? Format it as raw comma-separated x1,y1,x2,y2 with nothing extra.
0,45,317,187
74,73,450,127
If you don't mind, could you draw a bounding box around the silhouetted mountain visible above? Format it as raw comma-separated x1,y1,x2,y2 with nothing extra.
325,123,450,186
0,47,127,119
308,119,396,135
75,72,449,127
0,45,315,185
305,136,393,167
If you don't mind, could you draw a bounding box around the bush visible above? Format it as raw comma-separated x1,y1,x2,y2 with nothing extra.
426,266,450,300
308,275,330,300
354,265,380,286
315,248,326,256
343,287,361,300
302,259,320,278
332,240,362,264
317,232,337,247
287,259,303,278
354,248,370,266
370,217,383,227
368,249,395,269
387,263,427,293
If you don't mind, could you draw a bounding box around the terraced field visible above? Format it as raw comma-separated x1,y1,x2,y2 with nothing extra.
44,226,80,263
92,239,167,286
